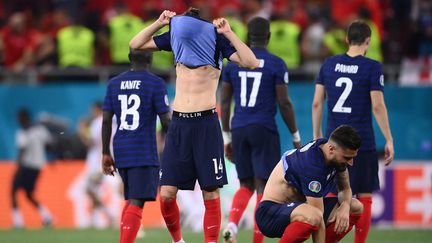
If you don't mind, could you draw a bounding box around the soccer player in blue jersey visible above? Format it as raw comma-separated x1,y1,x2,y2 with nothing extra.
101,49,171,243
129,8,259,243
255,125,363,243
220,17,301,243
312,20,394,243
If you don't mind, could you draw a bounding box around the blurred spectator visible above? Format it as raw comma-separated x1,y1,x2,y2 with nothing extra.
11,108,54,228
323,19,347,56
358,7,383,62
56,15,95,68
0,12,40,72
416,0,432,57
244,0,272,21
268,11,302,69
101,3,144,66
300,7,326,76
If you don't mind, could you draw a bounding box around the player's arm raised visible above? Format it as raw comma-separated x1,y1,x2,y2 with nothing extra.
371,90,394,165
101,110,116,176
306,196,325,243
312,84,325,139
220,82,234,161
129,10,176,50
214,18,259,69
276,84,301,148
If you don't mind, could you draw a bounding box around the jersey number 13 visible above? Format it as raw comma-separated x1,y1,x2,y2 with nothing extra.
118,94,141,130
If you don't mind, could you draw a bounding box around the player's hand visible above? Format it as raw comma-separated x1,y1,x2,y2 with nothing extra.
102,154,116,176
331,202,350,234
384,140,394,166
293,141,302,149
213,18,232,34
157,10,176,26
224,143,234,162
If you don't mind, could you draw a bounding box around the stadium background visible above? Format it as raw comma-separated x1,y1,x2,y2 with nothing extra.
0,0,431,241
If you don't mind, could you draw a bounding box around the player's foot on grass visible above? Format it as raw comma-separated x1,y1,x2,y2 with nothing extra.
42,218,53,228
136,226,146,238
173,239,185,243
222,228,237,243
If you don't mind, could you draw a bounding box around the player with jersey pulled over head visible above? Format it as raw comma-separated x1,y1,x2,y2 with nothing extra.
129,7,259,243
255,125,364,243
312,20,394,243
220,17,301,243
102,49,171,243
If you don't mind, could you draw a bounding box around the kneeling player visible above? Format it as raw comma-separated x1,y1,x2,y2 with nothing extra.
255,125,363,243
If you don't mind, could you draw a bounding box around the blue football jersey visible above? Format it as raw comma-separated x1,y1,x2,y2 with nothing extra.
315,54,384,151
103,70,170,168
222,48,288,132
153,15,236,69
282,139,338,198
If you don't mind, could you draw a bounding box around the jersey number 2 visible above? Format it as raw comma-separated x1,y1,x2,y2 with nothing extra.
332,77,352,113
239,71,262,107
118,94,141,130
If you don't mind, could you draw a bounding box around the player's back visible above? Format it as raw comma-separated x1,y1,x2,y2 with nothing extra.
222,48,288,132
316,54,384,150
103,70,169,168
16,124,51,169
283,139,337,198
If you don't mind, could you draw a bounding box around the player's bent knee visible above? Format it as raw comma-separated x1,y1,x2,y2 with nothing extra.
291,204,323,226
350,198,364,214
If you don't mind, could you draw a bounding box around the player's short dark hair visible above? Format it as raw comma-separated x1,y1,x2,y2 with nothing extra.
247,17,270,43
17,108,30,119
347,20,371,45
329,125,362,150
128,49,152,65
93,101,103,109
183,7,200,17
17,108,31,125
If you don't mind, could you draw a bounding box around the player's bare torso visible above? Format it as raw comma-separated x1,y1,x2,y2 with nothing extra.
262,162,306,204
173,63,220,112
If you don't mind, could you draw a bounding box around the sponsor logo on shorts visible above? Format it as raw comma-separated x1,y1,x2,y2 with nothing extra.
216,175,223,180
308,181,322,193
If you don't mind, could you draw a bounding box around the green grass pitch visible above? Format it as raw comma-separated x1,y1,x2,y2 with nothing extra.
0,228,431,242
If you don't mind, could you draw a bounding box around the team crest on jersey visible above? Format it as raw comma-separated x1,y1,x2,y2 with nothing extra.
308,181,321,193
